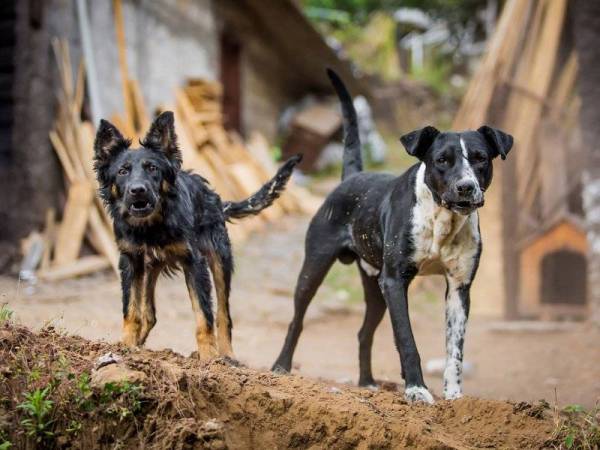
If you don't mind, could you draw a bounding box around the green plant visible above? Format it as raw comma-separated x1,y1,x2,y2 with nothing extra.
74,373,94,411
0,304,13,323
66,420,82,435
100,381,143,421
0,430,11,450
17,387,54,443
550,404,600,450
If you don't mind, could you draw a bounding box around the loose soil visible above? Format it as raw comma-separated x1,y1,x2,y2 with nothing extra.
1,216,599,448
1,323,556,449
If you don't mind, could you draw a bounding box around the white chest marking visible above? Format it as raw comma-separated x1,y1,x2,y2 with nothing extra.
411,164,479,281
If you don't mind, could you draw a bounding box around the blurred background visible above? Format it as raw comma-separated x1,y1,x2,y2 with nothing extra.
0,0,598,407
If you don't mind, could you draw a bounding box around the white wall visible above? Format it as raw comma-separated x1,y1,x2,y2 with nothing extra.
54,0,218,120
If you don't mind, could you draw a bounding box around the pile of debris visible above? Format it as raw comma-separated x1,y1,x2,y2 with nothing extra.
20,41,319,283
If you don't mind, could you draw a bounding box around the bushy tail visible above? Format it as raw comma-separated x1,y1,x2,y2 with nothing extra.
326,68,362,180
223,154,302,221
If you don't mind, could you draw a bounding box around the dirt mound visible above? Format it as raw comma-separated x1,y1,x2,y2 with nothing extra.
0,324,556,449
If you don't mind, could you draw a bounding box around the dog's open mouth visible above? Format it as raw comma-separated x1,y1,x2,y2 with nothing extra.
129,200,155,217
450,200,484,214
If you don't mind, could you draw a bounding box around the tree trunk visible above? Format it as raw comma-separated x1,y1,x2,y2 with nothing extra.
574,0,600,325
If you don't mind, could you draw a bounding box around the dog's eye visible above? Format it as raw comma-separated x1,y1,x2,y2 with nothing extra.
148,164,158,173
436,157,447,165
471,154,486,164
118,167,129,176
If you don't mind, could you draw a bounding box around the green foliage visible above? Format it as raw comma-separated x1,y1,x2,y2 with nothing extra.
74,373,94,411
0,304,13,324
304,0,398,25
331,12,402,80
411,54,455,95
0,431,11,450
17,387,54,443
303,0,487,28
100,381,143,421
550,404,600,450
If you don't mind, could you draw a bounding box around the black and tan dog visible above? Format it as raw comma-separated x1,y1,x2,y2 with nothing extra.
273,70,513,403
94,111,301,360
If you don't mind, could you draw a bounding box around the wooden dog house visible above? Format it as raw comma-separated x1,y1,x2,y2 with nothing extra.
519,218,588,319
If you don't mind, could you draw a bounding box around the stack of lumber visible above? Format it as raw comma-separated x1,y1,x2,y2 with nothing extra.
453,0,578,242
453,0,582,317
172,79,321,242
36,40,120,282
34,40,320,282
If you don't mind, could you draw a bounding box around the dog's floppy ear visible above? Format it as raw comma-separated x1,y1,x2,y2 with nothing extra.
141,111,182,168
94,119,130,162
400,126,440,160
477,125,513,160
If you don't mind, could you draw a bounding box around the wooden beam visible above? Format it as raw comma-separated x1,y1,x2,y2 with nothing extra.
39,256,111,282
53,180,94,266
113,0,135,133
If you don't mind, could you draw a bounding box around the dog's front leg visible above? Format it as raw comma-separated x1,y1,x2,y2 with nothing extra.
379,264,434,404
443,277,470,400
184,254,218,361
120,253,144,347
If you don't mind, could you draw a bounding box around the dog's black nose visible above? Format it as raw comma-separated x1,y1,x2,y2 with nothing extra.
456,180,475,196
129,184,147,195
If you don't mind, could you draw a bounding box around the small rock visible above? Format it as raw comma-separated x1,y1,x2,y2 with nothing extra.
94,352,122,370
202,419,223,432
91,363,146,388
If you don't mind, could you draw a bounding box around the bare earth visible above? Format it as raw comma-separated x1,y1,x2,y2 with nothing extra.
2,216,599,408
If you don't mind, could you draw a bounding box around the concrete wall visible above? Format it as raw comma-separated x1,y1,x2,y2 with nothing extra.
87,0,218,119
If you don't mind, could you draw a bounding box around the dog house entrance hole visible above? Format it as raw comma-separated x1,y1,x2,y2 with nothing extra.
540,249,587,305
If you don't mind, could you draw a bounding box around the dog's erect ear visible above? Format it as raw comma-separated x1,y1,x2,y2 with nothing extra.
94,119,129,162
400,126,440,160
141,111,182,167
477,126,513,160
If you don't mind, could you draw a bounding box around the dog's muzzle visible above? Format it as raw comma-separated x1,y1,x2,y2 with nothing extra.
124,183,157,218
443,181,484,215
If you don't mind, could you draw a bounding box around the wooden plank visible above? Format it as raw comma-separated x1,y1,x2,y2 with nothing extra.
112,0,135,133
129,78,150,132
49,131,77,183
38,255,111,282
453,0,532,128
88,208,120,274
41,208,56,271
54,180,94,265
511,0,567,210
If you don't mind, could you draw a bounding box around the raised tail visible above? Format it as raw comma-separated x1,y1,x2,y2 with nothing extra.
223,154,302,221
326,68,362,180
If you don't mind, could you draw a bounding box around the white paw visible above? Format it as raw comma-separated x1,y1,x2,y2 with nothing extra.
444,389,463,400
404,386,435,404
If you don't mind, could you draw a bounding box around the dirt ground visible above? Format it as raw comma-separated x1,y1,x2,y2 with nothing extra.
2,216,599,410
0,324,557,449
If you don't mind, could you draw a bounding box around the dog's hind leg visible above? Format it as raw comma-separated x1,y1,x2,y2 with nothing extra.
184,254,218,361
357,266,387,388
209,250,234,359
272,239,338,373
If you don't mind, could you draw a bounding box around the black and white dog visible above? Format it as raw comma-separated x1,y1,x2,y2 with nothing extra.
272,70,513,403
